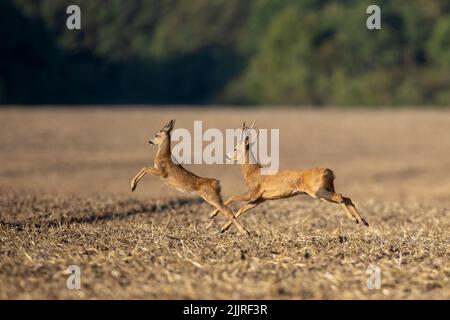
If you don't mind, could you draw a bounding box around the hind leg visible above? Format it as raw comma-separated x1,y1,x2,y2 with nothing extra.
209,192,252,219
200,192,249,235
314,189,360,225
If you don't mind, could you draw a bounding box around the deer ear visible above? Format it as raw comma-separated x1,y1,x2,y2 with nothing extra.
242,121,246,129
163,119,175,132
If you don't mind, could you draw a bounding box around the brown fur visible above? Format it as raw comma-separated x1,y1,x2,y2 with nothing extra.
211,123,369,232
131,120,249,235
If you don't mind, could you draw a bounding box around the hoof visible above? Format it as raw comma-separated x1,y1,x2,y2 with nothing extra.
237,226,250,236
209,212,218,219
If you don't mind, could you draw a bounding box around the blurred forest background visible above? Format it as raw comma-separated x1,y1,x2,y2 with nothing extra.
1,0,450,106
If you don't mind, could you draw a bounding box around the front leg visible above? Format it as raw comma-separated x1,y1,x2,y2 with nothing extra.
220,199,264,233
131,166,161,192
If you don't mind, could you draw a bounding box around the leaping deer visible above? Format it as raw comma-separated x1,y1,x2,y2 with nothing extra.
210,122,369,232
130,120,249,235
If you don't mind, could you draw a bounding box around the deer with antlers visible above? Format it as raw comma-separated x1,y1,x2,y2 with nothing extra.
210,122,369,232
130,120,249,235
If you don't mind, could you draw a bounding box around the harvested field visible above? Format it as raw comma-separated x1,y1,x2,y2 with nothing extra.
0,108,449,299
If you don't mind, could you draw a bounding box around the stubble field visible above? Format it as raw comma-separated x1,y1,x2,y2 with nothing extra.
0,108,449,299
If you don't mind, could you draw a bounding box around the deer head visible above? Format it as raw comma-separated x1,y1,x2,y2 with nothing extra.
148,119,175,146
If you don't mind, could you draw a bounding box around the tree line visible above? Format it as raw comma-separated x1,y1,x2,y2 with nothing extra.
1,0,450,106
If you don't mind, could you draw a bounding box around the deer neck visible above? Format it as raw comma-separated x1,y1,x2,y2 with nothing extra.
155,137,172,162
242,146,261,181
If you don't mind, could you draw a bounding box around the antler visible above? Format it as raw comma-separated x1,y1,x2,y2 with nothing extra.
238,121,257,143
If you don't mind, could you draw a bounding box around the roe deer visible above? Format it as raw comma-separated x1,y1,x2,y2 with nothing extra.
210,122,369,232
131,120,249,235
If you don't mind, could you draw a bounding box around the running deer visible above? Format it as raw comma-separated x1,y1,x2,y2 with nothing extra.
210,122,369,232
130,120,249,235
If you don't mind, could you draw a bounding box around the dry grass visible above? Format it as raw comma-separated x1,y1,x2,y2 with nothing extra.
0,108,449,299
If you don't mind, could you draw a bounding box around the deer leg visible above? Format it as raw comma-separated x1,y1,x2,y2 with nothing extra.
220,199,264,233
131,166,160,192
213,202,250,235
342,197,369,226
209,193,253,219
131,168,146,191
315,189,359,224
200,192,249,235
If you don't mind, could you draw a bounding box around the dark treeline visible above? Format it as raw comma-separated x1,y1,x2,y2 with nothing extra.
1,0,450,106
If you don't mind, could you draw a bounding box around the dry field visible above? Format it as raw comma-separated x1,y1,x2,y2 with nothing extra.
0,107,449,299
